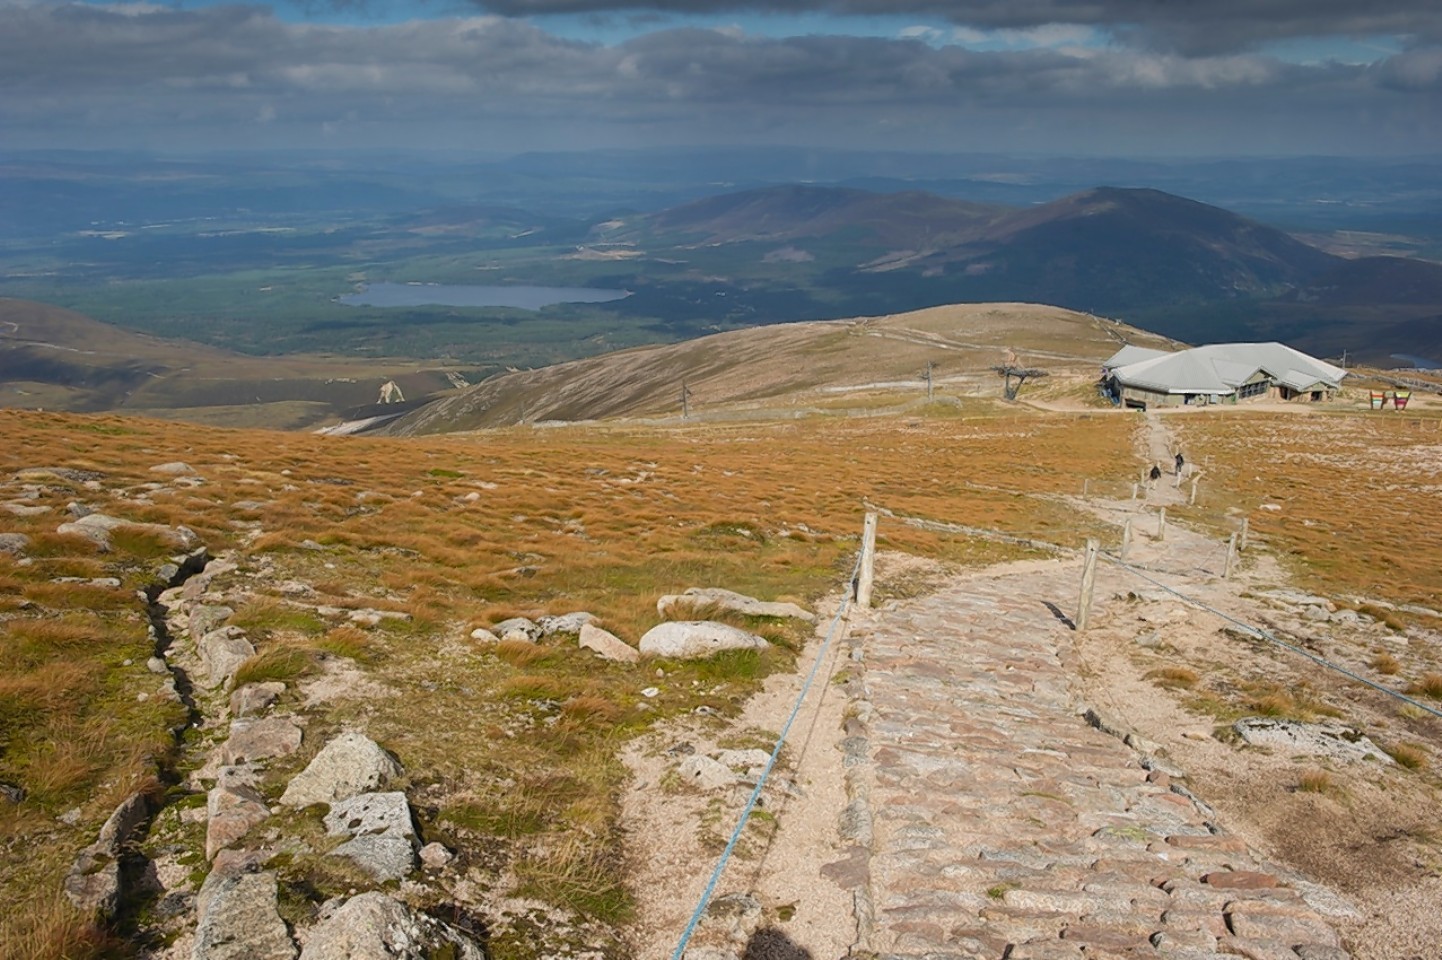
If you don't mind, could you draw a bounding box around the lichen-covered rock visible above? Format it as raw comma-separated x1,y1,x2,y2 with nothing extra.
578,623,639,663
222,716,302,765
657,587,815,623
1233,718,1392,764
63,791,153,918
537,611,597,637
323,791,417,882
198,627,255,689
0,532,29,556
193,870,296,960
280,733,403,808
205,777,270,860
56,512,199,551
638,621,770,659
492,617,540,643
230,681,286,717
299,891,485,960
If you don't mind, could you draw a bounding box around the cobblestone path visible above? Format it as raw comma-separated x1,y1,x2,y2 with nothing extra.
850,563,1354,960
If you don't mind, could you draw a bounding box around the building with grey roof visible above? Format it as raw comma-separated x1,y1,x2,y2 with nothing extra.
1100,342,1346,411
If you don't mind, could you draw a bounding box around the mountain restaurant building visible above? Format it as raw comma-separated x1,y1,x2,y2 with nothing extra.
1100,343,1346,411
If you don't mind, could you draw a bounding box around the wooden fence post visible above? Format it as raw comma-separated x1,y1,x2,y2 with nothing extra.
1239,517,1249,551
856,512,878,609
1223,532,1238,579
1156,506,1167,541
1083,478,1090,497
1120,519,1132,561
1131,482,1139,501
1076,539,1100,631
1189,477,1199,505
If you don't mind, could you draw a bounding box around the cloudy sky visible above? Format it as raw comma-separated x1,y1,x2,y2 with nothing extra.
3,0,1439,156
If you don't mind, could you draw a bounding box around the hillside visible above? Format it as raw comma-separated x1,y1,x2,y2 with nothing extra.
0,298,473,429
379,302,1177,435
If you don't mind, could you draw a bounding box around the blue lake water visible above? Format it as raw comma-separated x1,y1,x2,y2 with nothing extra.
339,282,630,310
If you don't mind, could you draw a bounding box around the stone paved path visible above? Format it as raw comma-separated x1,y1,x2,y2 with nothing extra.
850,562,1354,960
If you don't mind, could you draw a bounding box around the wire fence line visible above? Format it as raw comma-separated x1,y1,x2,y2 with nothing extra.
669,549,864,960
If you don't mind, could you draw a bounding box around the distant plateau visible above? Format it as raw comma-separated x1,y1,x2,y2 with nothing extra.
337,282,631,310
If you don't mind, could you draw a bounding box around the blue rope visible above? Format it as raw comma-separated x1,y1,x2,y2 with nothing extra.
670,550,864,960
1101,553,1442,721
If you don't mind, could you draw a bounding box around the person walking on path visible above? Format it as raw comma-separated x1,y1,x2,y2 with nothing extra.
1149,463,1162,483
1174,451,1185,476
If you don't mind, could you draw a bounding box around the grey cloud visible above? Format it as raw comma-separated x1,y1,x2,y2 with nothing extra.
469,0,1442,54
0,3,1435,153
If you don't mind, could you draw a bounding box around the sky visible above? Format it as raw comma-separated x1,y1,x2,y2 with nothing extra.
1,0,1439,157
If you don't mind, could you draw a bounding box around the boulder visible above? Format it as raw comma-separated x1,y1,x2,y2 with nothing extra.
657,587,814,623
323,791,417,882
677,755,738,792
206,777,270,860
0,532,29,556
1233,718,1393,764
63,791,153,918
578,623,639,663
193,870,296,960
468,627,499,643
151,461,198,477
198,627,255,689
492,617,540,643
190,604,235,637
638,621,769,659
3,502,49,517
231,681,286,717
299,891,486,960
280,733,403,809
537,612,597,637
56,512,199,552
419,842,454,871
222,716,303,765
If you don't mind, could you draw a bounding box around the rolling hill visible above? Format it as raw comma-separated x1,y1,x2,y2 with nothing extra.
380,302,1180,436
0,298,473,428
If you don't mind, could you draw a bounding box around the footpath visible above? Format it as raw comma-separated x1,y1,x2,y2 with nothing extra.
846,560,1350,960
832,418,1353,960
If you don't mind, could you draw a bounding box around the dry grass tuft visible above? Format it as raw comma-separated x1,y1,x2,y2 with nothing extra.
1147,666,1200,689
1409,672,1442,700
495,640,549,668
1296,769,1334,794
1371,652,1402,675
1388,742,1429,770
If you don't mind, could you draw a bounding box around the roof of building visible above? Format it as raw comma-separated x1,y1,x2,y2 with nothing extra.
1103,342,1346,395
1100,345,1171,369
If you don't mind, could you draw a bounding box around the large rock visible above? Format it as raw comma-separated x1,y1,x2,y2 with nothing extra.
657,587,814,623
638,621,770,659
0,532,30,556
63,791,153,918
206,776,270,860
299,891,486,960
578,623,639,663
193,870,296,960
231,681,286,717
222,717,303,765
190,604,235,638
56,512,199,552
198,627,255,689
323,791,418,882
1233,718,1393,764
151,461,199,477
492,617,540,643
280,733,403,808
538,612,597,637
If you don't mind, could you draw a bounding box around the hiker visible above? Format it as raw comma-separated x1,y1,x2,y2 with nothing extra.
1175,452,1185,476
1149,464,1162,482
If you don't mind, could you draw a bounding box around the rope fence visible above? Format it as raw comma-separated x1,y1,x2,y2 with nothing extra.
669,549,864,960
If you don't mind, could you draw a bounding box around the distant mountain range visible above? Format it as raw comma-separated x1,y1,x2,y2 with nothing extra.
606,184,1442,363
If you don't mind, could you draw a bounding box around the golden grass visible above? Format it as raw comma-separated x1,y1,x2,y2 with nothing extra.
1297,769,1334,794
1173,411,1441,612
1388,742,1429,771
0,403,1145,940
